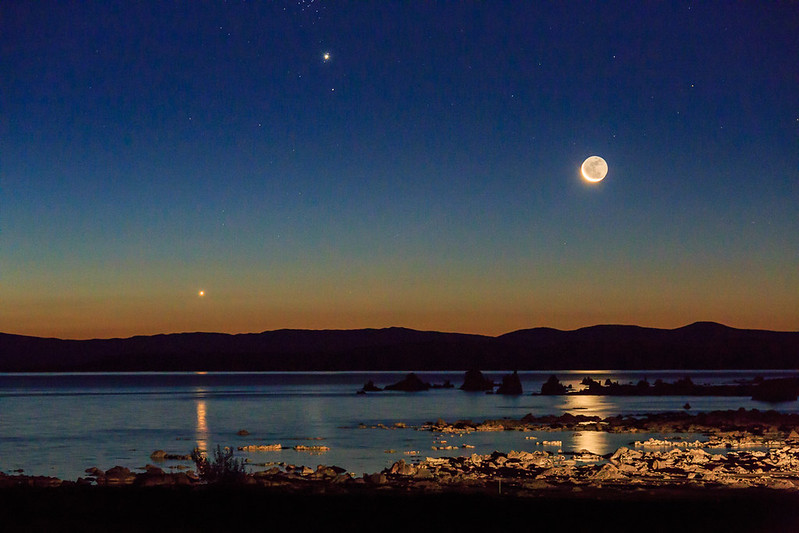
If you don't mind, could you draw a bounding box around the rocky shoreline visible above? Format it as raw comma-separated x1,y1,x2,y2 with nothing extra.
4,409,799,495
358,371,799,401
5,409,799,531
419,407,799,435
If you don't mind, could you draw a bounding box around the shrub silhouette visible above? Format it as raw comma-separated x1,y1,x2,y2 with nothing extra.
191,445,247,484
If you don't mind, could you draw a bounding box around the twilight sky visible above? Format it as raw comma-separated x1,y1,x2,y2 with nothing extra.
2,1,798,339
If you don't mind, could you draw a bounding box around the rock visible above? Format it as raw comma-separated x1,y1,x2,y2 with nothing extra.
541,375,568,395
389,460,416,476
413,467,434,479
523,480,553,490
687,449,710,463
135,472,170,487
149,450,191,461
618,463,639,474
311,466,340,479
239,444,282,451
609,447,629,464
102,466,136,486
460,369,495,391
144,465,164,475
293,445,330,452
173,472,193,485
237,429,250,436
592,463,627,480
360,380,382,392
32,476,62,488
496,371,523,395
508,450,530,461
384,373,430,391
364,473,388,484
85,467,104,477
751,378,799,402
767,479,796,490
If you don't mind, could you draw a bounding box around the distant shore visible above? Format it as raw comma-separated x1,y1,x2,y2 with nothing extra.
359,371,799,401
3,321,798,371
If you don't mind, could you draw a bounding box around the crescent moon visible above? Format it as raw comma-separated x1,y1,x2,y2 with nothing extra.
581,156,608,183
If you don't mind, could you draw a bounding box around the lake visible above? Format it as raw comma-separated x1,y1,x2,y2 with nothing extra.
1,370,797,481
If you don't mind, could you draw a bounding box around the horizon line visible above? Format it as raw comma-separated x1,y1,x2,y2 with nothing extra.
4,320,798,342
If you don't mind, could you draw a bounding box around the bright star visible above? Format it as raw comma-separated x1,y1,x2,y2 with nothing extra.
198,290,205,297
323,52,331,62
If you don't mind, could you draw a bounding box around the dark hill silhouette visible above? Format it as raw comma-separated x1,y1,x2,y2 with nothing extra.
0,322,797,372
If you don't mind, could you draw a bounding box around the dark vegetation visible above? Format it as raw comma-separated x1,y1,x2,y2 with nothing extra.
191,446,247,485
1,322,798,372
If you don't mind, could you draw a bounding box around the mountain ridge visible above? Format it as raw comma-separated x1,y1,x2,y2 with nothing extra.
1,322,797,372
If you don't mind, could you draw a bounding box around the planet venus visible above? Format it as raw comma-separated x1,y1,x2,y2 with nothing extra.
581,156,608,183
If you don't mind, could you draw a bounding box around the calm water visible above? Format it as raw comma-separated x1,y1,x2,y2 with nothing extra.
1,370,797,480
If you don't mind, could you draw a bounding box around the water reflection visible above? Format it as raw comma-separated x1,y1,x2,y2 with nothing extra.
195,388,208,452
572,429,609,455
555,393,617,418
555,394,613,454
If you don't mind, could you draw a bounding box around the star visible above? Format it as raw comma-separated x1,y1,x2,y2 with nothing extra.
322,52,331,62
198,290,205,297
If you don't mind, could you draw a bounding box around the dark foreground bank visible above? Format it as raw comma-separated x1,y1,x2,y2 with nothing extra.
2,485,799,533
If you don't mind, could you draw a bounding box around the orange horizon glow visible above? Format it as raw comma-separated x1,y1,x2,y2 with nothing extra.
4,270,798,339
4,309,798,340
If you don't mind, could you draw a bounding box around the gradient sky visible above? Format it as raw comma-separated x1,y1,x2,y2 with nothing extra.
2,1,798,339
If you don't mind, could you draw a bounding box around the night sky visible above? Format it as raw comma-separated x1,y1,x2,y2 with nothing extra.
3,1,798,339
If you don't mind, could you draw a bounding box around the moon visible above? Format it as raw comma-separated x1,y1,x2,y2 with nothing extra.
581,156,608,183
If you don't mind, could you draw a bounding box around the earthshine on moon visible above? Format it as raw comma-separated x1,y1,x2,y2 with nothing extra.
581,156,608,183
